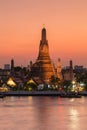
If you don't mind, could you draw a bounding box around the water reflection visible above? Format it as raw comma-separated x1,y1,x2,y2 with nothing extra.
0,96,87,130
69,109,79,129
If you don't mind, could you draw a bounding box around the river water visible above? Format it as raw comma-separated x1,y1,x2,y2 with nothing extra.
0,96,87,130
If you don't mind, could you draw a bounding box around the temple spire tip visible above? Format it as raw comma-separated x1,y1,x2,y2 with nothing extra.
42,26,46,40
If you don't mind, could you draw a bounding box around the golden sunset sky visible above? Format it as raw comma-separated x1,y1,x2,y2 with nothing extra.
0,0,87,68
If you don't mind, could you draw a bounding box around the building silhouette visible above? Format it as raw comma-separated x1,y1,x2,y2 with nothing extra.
11,59,14,70
11,59,15,75
62,60,74,81
69,60,74,80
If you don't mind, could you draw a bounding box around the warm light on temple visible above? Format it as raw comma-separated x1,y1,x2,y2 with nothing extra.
7,78,16,87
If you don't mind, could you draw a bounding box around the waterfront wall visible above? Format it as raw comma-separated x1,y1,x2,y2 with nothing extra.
0,91,61,96
0,91,87,96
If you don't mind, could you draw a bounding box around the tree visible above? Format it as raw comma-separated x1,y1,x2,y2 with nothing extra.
62,80,71,92
50,76,61,90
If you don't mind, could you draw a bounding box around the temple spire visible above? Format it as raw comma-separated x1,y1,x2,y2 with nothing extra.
30,27,55,83
42,28,46,41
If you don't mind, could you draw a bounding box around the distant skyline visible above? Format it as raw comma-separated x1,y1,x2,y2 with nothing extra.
0,0,87,68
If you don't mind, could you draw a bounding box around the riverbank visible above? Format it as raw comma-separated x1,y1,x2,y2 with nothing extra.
0,91,61,96
0,91,87,96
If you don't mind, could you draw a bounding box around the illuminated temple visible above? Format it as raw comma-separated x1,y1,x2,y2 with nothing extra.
30,27,62,83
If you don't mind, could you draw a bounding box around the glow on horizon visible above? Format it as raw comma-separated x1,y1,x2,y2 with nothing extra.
0,0,87,68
